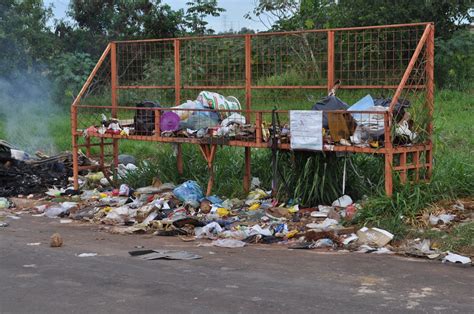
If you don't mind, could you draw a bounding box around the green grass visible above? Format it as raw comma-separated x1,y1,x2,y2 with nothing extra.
1,88,472,238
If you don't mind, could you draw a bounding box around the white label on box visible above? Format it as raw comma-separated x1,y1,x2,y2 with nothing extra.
290,110,323,151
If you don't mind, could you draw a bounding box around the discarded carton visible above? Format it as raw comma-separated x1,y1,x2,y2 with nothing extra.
357,227,393,247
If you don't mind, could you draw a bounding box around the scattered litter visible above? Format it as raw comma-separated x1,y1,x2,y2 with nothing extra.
357,227,393,247
0,197,10,209
27,242,41,246
429,213,455,225
6,215,20,220
343,234,359,245
313,238,334,248
212,239,247,248
50,233,63,248
306,218,339,231
357,245,393,254
442,252,471,265
129,249,202,260
23,264,37,268
77,253,98,257
60,219,73,224
0,222,9,227
332,195,353,207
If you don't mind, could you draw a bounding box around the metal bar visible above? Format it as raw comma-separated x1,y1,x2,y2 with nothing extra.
327,30,335,92
182,85,245,90
71,44,111,108
117,85,175,89
113,22,429,44
384,111,393,197
252,85,325,89
71,105,79,190
426,146,433,179
154,110,161,136
114,84,423,90
399,152,407,183
256,112,262,144
339,85,425,89
243,147,251,193
413,150,420,181
425,24,435,138
174,39,181,105
384,152,393,197
206,145,217,196
110,42,118,117
245,34,252,117
389,24,431,111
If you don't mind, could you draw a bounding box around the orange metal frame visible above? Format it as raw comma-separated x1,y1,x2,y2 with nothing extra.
71,23,435,197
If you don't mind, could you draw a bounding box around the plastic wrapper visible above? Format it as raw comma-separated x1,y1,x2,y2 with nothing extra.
173,180,204,208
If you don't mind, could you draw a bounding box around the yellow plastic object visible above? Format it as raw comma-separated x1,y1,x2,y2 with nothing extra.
288,205,299,213
286,230,298,238
370,141,379,148
103,206,112,213
99,193,107,198
217,207,230,217
248,203,260,211
247,189,267,200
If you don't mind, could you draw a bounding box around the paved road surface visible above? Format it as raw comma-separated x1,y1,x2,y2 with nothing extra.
1,215,473,313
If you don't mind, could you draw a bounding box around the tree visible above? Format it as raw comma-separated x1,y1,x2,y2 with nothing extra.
247,0,473,39
184,0,225,35
0,0,56,77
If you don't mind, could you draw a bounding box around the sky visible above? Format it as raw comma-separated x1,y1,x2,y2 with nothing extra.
45,0,265,32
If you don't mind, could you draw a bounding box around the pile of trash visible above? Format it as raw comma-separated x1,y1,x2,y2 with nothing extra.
1,171,472,265
0,140,92,197
1,171,395,253
82,89,418,148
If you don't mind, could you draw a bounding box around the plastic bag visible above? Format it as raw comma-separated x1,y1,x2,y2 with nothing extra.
180,110,220,130
212,239,246,248
194,221,223,239
173,181,204,208
172,100,203,120
45,202,77,218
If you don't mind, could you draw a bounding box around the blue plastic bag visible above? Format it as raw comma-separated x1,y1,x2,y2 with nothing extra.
173,180,204,207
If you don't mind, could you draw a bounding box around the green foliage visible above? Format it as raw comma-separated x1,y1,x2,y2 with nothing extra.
184,0,225,35
0,0,56,77
50,52,95,104
435,30,474,90
68,0,184,40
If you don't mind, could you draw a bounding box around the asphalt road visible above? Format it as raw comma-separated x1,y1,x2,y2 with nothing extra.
1,215,473,313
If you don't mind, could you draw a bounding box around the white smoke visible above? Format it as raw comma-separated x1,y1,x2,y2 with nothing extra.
0,72,60,154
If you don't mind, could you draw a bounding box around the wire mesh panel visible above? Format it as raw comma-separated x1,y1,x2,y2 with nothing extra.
334,25,426,87
180,36,246,88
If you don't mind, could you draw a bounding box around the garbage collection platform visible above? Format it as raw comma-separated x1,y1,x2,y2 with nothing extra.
71,22,435,196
